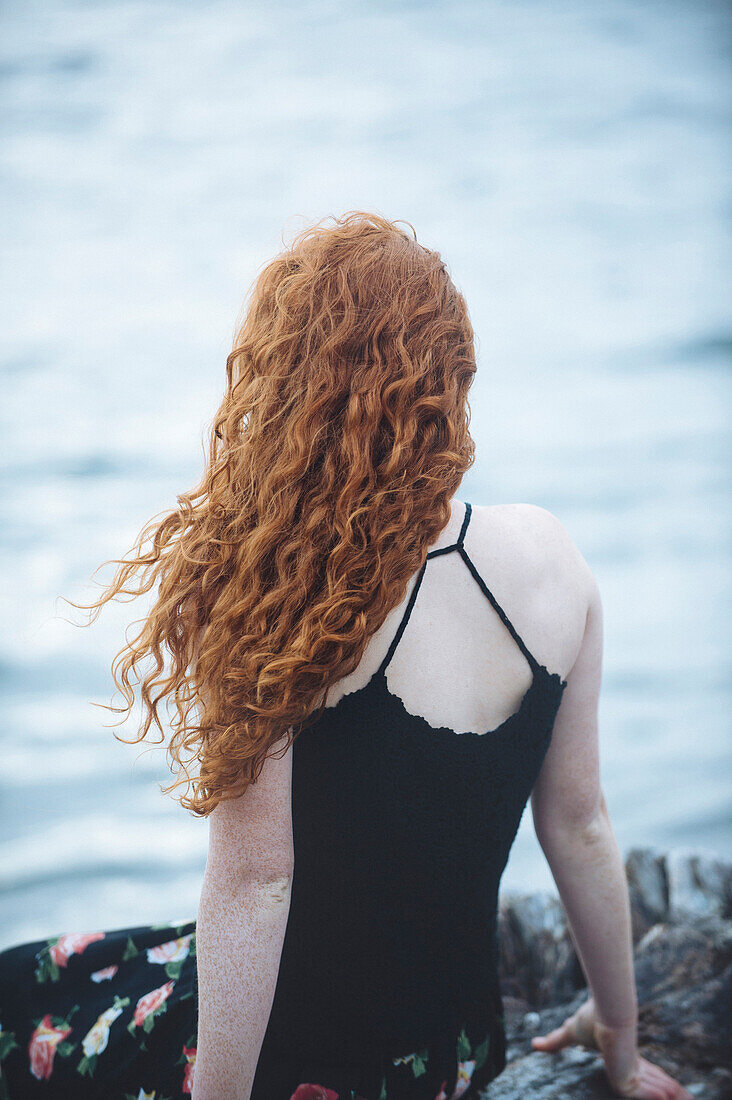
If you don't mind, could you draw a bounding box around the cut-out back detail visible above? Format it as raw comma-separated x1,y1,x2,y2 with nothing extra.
378,500,548,682
320,663,542,741
320,500,567,734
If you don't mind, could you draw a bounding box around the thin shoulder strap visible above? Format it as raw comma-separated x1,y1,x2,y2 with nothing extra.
376,559,428,677
377,499,472,677
456,503,542,675
377,499,542,678
424,499,471,559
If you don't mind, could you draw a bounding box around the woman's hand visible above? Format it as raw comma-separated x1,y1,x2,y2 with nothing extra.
530,997,693,1100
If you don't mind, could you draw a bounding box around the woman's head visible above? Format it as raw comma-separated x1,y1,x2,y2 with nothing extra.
79,211,476,815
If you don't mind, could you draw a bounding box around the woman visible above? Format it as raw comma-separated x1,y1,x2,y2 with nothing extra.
0,212,691,1100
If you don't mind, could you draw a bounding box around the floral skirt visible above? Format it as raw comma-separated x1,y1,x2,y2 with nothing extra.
0,920,504,1100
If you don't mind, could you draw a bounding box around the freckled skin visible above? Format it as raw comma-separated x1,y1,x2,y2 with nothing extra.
193,720,295,1100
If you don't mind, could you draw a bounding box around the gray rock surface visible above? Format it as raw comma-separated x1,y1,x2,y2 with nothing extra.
481,847,732,1099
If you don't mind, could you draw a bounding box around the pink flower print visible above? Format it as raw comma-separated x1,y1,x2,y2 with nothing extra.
132,981,175,1029
90,964,118,983
290,1086,339,1100
181,1042,196,1094
28,1015,72,1081
49,931,105,969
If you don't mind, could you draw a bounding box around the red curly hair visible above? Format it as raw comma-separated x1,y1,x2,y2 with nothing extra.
74,211,477,816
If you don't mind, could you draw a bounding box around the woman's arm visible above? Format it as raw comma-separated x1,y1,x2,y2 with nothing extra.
531,570,637,1029
192,736,295,1100
530,560,691,1100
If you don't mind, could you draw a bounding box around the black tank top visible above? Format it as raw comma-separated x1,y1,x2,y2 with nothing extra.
251,501,568,1100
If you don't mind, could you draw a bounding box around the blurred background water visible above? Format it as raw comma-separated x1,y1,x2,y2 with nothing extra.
1,0,730,950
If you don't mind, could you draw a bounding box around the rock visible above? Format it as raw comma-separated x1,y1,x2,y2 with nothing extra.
635,922,732,1075
633,920,727,1003
497,889,584,1007
484,847,730,1099
666,848,732,924
485,1047,612,1099
625,846,668,941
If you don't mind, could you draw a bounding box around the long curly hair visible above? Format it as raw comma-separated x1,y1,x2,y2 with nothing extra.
74,210,477,816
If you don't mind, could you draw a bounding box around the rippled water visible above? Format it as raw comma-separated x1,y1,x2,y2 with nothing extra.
1,0,730,949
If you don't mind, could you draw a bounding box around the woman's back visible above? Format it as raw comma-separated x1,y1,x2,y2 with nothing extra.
251,498,583,1100
323,498,584,731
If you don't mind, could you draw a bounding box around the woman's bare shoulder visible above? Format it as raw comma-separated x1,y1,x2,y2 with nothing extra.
469,501,594,594
465,501,595,675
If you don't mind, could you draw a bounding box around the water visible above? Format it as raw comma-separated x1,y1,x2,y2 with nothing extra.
1,0,730,950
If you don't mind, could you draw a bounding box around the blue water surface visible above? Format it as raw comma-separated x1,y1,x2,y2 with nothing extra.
0,0,730,948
